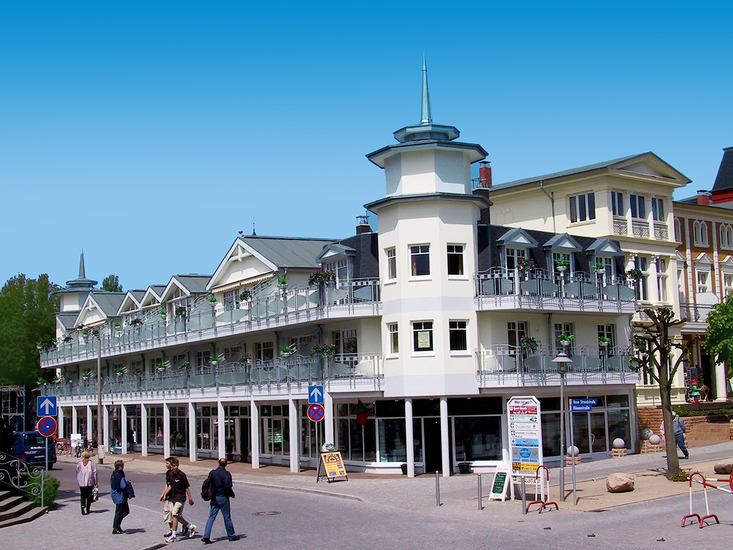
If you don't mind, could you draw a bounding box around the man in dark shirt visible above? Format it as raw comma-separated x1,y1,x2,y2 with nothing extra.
161,457,196,542
202,458,239,543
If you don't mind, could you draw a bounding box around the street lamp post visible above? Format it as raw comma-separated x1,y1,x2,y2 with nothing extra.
552,352,573,502
96,333,104,464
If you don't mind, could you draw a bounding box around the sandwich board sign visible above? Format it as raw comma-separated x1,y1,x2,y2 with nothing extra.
508,395,543,475
488,467,511,501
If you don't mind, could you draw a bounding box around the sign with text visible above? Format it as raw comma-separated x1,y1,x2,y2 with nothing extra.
508,396,543,475
488,468,511,501
570,398,598,412
320,451,348,481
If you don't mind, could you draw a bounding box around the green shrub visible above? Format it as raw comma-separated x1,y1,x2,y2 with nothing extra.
26,472,60,507
670,470,689,482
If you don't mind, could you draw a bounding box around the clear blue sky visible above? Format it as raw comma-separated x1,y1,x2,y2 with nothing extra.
2,1,732,291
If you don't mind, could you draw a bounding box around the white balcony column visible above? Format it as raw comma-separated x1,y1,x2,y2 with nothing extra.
714,361,728,402
217,401,226,460
141,403,148,457
625,253,637,273
250,399,260,469
646,199,655,239
121,404,128,455
163,403,171,458
405,398,415,478
188,402,197,462
324,391,334,445
625,202,634,236
102,404,109,454
440,397,450,478
289,398,299,473
58,407,65,439
86,405,93,442
649,255,660,302
72,406,78,436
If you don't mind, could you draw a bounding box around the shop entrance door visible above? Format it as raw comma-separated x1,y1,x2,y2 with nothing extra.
423,418,442,474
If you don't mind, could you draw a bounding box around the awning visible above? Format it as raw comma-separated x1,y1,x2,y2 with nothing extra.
210,273,275,294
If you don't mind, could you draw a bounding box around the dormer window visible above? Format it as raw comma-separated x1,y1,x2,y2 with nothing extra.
324,258,349,286
505,247,528,271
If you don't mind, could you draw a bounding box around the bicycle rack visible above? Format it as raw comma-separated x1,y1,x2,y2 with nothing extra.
526,465,558,513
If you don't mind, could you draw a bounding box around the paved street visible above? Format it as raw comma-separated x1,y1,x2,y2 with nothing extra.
2,443,733,550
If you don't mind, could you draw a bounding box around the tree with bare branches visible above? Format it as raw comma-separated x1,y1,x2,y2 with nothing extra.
629,306,698,479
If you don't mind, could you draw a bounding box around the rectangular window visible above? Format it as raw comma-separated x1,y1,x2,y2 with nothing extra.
552,252,571,274
507,321,528,349
569,193,595,223
386,248,396,280
630,194,646,219
656,258,668,302
447,244,464,276
195,351,210,368
255,342,274,363
635,256,649,300
388,323,398,355
325,259,349,285
611,191,624,217
651,198,664,222
697,271,709,293
554,323,574,355
505,247,527,270
449,320,468,352
410,245,430,277
597,324,616,349
724,273,733,296
412,321,434,353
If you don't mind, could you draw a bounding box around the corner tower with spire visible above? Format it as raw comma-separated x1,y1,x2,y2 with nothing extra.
365,59,489,399
56,251,98,312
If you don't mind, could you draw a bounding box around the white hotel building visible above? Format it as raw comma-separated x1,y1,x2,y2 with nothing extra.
41,74,639,476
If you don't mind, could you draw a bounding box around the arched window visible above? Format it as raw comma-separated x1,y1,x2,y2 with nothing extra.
674,218,682,242
693,220,708,247
720,224,733,250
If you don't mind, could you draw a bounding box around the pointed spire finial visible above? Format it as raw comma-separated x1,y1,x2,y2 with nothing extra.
420,55,432,125
79,250,86,278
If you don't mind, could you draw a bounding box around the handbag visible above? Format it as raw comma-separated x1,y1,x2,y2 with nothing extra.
124,480,135,499
92,486,99,502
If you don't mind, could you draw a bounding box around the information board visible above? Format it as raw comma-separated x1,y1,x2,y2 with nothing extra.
508,396,543,475
488,468,510,501
319,451,348,482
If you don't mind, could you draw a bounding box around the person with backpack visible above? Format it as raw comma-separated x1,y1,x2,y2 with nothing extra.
201,458,239,543
110,460,130,534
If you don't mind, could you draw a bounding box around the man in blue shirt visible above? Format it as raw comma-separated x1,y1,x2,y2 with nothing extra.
201,458,240,543
673,412,689,459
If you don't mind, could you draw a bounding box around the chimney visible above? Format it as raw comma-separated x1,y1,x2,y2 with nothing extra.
356,214,371,234
697,190,711,206
478,161,492,188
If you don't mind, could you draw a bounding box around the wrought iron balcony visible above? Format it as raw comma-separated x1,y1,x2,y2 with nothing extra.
476,344,639,386
40,280,381,368
475,268,637,313
40,354,384,400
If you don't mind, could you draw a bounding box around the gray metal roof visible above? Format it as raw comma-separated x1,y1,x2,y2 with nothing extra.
57,312,77,330
241,236,336,268
492,154,645,191
89,292,125,317
173,275,211,293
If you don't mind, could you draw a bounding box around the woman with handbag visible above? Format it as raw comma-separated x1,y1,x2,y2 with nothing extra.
110,459,130,534
75,450,98,515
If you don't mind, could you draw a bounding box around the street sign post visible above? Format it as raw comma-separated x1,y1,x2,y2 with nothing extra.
37,416,57,472
37,396,57,417
308,385,324,404
568,398,597,504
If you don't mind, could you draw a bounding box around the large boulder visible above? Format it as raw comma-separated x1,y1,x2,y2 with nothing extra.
606,473,635,493
714,460,733,475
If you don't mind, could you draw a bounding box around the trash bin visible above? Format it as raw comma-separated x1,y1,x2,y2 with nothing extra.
401,463,408,475
458,462,472,474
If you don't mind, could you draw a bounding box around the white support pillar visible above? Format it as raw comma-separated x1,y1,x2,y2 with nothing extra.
250,399,260,469
405,398,414,478
217,401,226,460
440,397,450,479
58,407,65,439
189,402,197,462
649,255,660,302
714,361,728,402
72,406,78,435
141,404,148,457
324,391,334,445
163,403,171,458
288,398,299,473
121,404,128,454
102,404,110,453
86,406,93,442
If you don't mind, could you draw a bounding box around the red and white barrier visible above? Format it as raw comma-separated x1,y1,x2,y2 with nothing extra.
526,465,559,513
681,471,733,528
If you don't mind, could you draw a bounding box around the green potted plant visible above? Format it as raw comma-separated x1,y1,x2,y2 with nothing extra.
175,306,187,317
558,333,574,348
159,308,167,317
279,344,295,356
113,321,121,328
178,361,191,372
132,366,143,376
239,290,252,301
130,318,143,327
308,270,336,286
517,257,538,275
278,275,288,288
554,257,570,272
114,366,126,377
155,362,167,372
598,336,612,347
626,268,643,280
81,370,93,380
209,295,218,303
519,335,539,353
239,353,251,365
592,261,606,274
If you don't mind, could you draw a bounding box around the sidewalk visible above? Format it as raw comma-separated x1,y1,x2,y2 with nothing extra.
58,439,733,514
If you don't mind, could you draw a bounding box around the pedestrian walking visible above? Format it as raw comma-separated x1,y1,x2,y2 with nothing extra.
202,458,239,544
160,457,174,537
160,457,196,542
75,450,98,515
110,459,130,534
673,411,689,459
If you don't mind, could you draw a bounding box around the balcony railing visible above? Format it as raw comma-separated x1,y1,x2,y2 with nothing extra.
475,268,637,313
632,220,650,238
41,354,384,399
654,222,669,240
40,279,380,367
680,303,714,324
476,344,638,385
613,218,627,236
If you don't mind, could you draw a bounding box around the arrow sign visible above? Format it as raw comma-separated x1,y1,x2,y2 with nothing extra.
37,396,57,417
308,385,324,404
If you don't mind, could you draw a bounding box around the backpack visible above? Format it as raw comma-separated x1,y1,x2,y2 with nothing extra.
201,471,215,501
